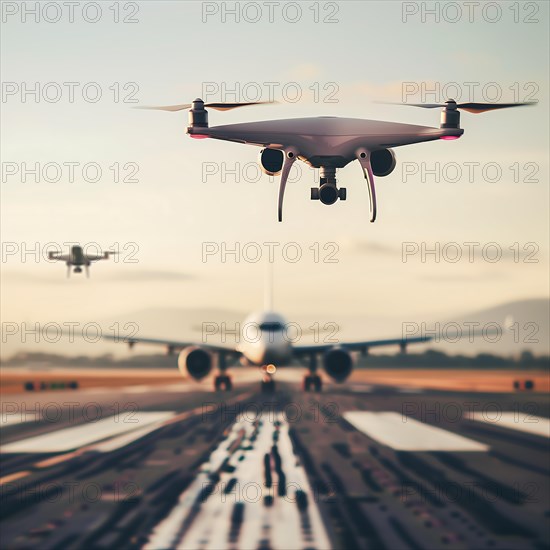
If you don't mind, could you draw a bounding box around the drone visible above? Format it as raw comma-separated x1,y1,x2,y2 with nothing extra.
48,245,116,277
138,98,534,222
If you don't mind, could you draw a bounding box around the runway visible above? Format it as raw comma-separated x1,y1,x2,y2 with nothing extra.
1,371,549,550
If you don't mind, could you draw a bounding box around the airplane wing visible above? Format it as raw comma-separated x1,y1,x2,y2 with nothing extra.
293,335,432,356
100,332,242,358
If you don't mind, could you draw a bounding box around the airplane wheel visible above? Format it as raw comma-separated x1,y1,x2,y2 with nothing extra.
261,379,275,393
303,374,322,392
313,375,322,392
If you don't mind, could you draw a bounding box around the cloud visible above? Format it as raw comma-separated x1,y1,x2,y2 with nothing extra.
340,239,399,256
286,63,323,80
344,81,409,103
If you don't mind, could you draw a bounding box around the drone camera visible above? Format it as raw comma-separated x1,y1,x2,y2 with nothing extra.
311,183,346,205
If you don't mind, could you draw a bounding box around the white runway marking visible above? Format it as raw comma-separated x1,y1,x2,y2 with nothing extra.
89,412,177,452
466,412,550,438
0,411,175,453
0,413,40,427
344,411,489,451
146,412,331,550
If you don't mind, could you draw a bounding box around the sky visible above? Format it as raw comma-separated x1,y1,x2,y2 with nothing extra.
1,1,549,356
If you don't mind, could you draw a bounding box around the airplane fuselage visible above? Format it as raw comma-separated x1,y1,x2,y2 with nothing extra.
237,311,293,367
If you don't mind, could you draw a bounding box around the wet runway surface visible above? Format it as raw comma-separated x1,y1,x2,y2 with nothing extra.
1,376,549,550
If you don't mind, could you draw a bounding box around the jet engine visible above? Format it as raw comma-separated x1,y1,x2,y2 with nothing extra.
178,346,212,380
323,347,353,382
259,148,284,176
370,148,396,177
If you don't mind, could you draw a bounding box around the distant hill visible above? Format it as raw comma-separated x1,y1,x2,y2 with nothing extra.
440,298,549,356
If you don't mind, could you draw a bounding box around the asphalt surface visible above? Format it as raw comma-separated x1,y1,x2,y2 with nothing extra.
1,371,549,550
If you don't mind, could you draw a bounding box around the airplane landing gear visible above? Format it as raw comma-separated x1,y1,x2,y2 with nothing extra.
303,374,322,392
260,364,277,393
261,379,276,393
214,374,232,391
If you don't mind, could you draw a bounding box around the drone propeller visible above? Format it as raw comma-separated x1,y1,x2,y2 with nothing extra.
135,101,274,112
376,99,536,114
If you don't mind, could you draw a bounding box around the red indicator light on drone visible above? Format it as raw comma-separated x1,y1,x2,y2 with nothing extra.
440,135,460,140
190,134,209,139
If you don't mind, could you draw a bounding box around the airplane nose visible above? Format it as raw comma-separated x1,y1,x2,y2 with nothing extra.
261,341,291,365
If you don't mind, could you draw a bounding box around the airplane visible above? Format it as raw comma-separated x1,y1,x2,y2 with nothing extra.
48,245,117,277
103,309,431,393
137,98,535,222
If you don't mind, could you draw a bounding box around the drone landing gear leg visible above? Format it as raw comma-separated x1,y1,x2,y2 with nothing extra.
66,264,71,278
356,149,377,222
278,150,298,222
85,264,90,278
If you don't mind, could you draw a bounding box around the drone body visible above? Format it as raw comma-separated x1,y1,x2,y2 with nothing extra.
139,98,532,222
189,116,463,163
48,245,115,278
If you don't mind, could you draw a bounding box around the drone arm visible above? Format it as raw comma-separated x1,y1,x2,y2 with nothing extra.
86,252,114,262
356,149,377,223
278,150,298,222
50,253,70,262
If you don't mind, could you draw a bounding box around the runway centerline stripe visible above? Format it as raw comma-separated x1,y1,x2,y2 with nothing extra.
344,411,490,451
466,412,550,438
0,411,176,453
146,411,332,550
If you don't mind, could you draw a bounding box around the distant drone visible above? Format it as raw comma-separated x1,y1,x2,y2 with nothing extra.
138,98,534,222
48,245,116,277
